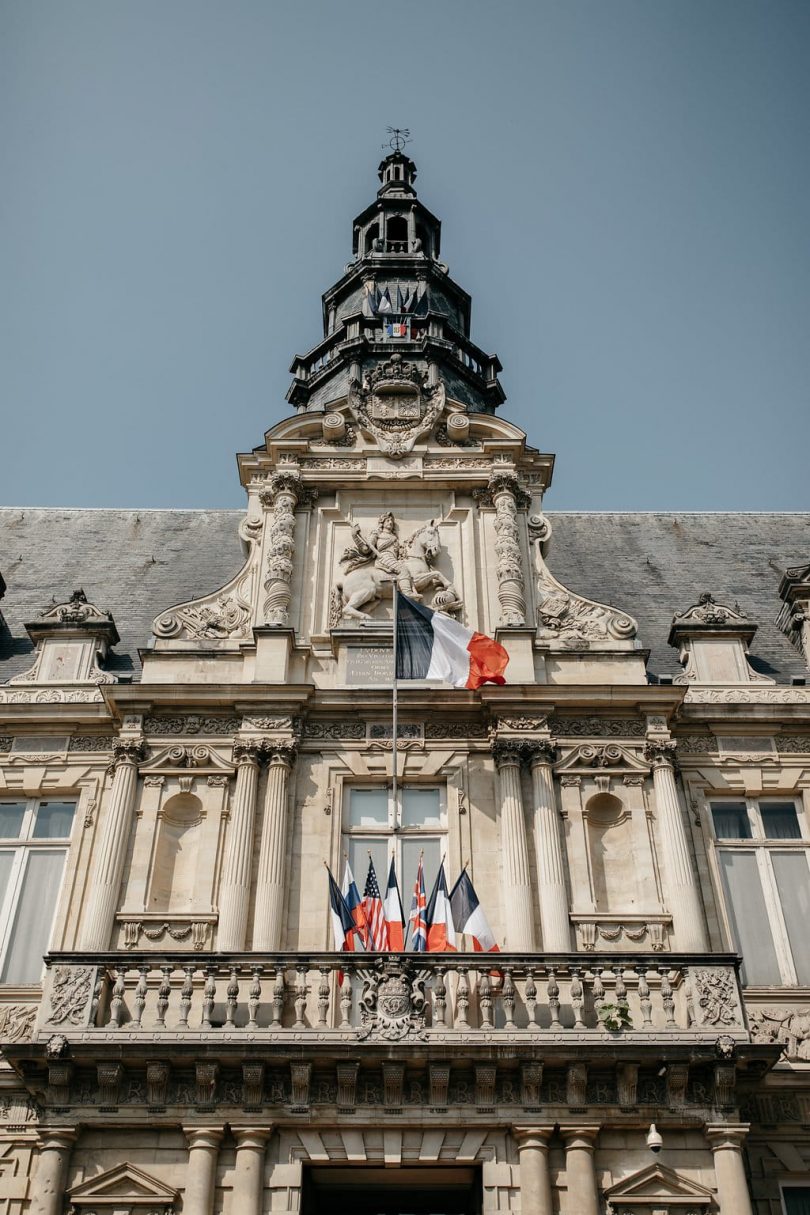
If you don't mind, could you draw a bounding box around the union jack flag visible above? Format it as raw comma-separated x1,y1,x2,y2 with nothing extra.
408,852,427,952
362,857,388,951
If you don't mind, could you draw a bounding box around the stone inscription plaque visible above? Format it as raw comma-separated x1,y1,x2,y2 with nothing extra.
346,646,394,686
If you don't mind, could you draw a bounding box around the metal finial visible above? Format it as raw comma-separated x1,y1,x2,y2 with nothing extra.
384,127,412,154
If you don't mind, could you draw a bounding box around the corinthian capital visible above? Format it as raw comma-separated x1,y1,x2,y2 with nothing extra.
110,739,148,770
526,740,558,766
491,739,527,769
232,740,268,768
643,740,678,770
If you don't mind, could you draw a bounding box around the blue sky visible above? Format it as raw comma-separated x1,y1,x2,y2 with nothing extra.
1,0,808,509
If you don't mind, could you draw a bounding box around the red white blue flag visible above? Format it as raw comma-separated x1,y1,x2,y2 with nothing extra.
408,853,427,952
425,861,457,953
386,321,408,338
326,866,356,952
341,858,368,950
383,857,406,951
449,869,499,953
395,590,508,689
363,856,388,951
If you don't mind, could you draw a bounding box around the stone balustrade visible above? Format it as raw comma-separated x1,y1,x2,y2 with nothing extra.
34,952,747,1044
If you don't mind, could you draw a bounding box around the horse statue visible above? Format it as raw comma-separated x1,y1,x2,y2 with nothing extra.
330,514,462,625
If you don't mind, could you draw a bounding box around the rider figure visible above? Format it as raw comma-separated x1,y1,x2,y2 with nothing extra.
350,513,418,598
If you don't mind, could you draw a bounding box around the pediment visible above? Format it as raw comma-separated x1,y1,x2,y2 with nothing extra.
68,1161,178,1204
139,744,235,775
605,1162,713,1207
555,742,650,773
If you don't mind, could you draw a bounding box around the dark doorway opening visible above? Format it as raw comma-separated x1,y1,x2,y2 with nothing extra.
303,1165,482,1215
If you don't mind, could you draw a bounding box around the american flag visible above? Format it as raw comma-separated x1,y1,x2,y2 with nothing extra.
408,853,427,952
363,857,388,951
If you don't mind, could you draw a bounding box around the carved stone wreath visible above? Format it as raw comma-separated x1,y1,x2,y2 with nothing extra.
356,958,430,1041
348,356,446,457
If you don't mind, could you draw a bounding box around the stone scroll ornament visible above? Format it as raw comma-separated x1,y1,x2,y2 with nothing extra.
152,510,262,641
528,513,638,646
347,354,446,458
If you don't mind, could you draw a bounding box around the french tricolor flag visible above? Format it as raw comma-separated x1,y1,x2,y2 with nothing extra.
449,869,499,953
341,859,368,950
425,862,457,953
395,590,508,689
383,857,406,951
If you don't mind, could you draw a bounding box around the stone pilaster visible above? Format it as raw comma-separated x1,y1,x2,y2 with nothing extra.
218,742,264,951
490,472,527,626
513,1126,555,1214
29,1127,77,1215
252,743,297,950
492,740,536,950
231,1126,272,1215
706,1124,753,1215
560,1126,600,1215
79,740,147,950
528,742,570,951
261,469,313,626
183,1127,224,1215
644,741,708,951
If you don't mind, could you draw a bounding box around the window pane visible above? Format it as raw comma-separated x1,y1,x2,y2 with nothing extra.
784,1188,810,1215
401,788,442,828
719,851,781,985
347,789,388,828
1,850,66,985
0,805,26,839
772,852,810,984
0,853,17,912
33,802,75,840
760,802,802,840
346,837,389,901
401,836,442,932
711,803,751,839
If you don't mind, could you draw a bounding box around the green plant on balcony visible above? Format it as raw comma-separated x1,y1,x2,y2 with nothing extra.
597,1001,632,1032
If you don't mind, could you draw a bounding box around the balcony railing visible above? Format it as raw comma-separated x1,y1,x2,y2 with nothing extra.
31,952,748,1046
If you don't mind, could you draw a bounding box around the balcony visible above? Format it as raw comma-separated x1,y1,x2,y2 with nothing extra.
31,951,748,1048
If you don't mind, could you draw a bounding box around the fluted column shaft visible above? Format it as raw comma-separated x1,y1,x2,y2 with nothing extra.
529,747,571,951
232,1127,271,1215
29,1128,77,1215
561,1127,600,1215
493,743,536,950
645,742,707,951
253,746,296,951
707,1125,753,1215
183,1127,223,1215
218,744,263,951
80,740,145,949
513,1127,554,1214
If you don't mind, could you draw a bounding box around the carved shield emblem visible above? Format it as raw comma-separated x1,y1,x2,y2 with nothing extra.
348,355,446,458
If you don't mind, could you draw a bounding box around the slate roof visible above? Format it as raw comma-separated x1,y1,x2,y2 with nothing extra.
0,508,806,682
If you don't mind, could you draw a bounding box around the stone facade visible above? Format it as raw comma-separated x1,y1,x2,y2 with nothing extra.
0,148,808,1214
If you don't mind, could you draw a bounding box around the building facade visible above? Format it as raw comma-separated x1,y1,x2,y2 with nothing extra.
0,149,809,1215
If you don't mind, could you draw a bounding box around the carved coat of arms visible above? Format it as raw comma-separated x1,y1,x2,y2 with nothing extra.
357,958,430,1041
348,355,445,457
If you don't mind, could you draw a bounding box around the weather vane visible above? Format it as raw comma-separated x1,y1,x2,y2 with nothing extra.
384,127,412,154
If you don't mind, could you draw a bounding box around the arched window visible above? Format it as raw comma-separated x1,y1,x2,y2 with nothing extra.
386,216,408,253
149,793,202,914
364,222,380,254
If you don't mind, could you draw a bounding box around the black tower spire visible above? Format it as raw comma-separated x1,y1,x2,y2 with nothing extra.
286,144,504,414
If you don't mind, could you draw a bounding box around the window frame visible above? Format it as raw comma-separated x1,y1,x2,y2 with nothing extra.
0,797,77,985
780,1182,810,1215
709,795,810,987
341,783,447,896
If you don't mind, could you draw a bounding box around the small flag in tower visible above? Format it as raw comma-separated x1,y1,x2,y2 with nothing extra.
383,857,406,951
425,861,457,952
341,858,368,949
363,282,379,316
377,287,393,314
326,865,356,952
386,320,408,338
397,285,411,312
362,856,388,951
395,590,509,689
449,869,500,953
408,852,427,952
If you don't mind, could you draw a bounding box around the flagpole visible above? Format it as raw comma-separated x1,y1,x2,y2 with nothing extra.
392,584,399,819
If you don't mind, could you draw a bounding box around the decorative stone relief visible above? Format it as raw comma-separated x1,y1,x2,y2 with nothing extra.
673,592,751,629
122,920,211,949
357,957,430,1041
775,733,810,752
0,1003,37,1042
260,467,317,626
47,965,94,1026
348,355,446,457
425,719,489,739
687,968,741,1028
533,530,637,647
0,736,12,752
685,686,810,703
777,562,810,667
303,719,365,740
577,921,667,951
143,715,242,736
330,512,461,624
557,743,649,773
68,734,114,751
153,511,260,641
551,716,646,738
748,1006,810,1060
0,686,102,703
475,473,528,626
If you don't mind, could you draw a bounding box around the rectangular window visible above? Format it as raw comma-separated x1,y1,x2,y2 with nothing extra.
343,786,445,941
711,797,810,986
0,798,75,984
782,1187,810,1215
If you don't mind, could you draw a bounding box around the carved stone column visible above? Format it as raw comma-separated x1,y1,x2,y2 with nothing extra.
560,1126,600,1215
644,741,708,951
489,472,527,626
29,1127,77,1215
80,739,147,950
528,742,571,951
231,1126,272,1215
218,742,265,951
706,1125,753,1215
253,743,297,951
492,741,536,950
513,1126,554,1215
261,469,315,627
183,1127,224,1215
